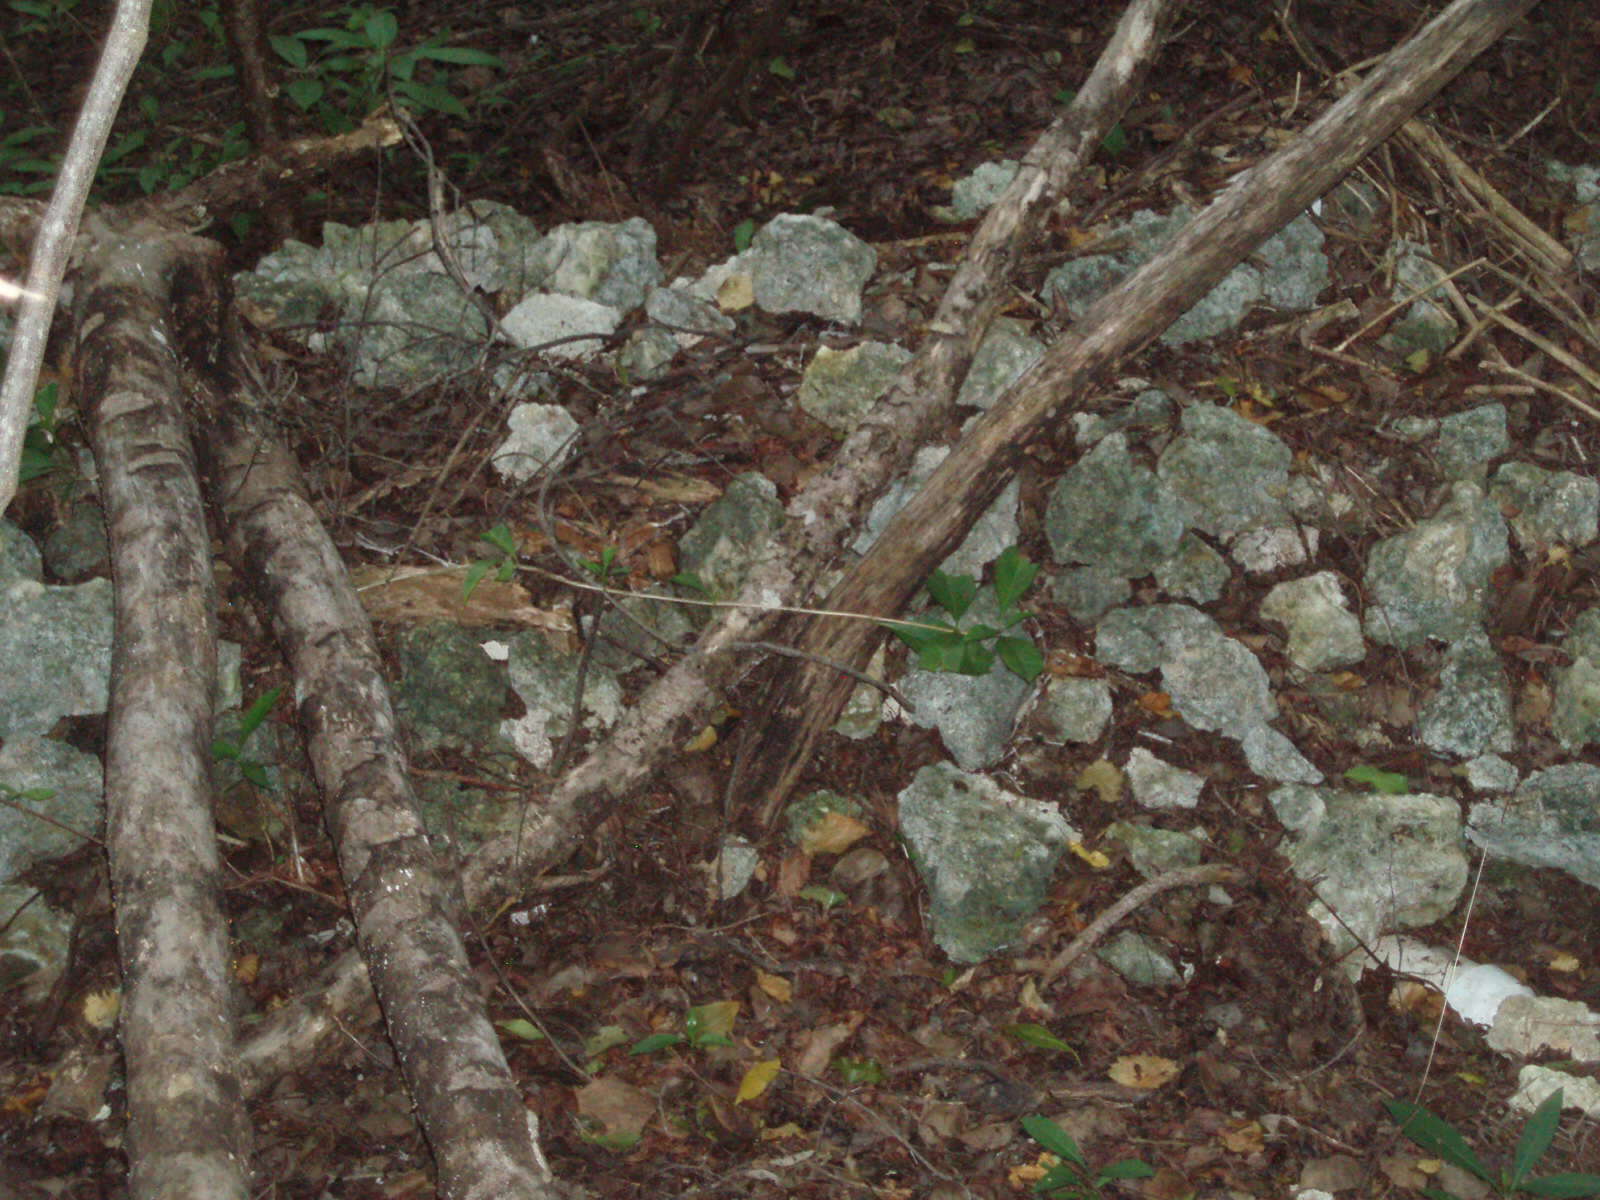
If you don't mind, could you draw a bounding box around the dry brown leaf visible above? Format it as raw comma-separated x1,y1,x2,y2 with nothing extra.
1218,1118,1264,1154
1137,690,1175,718
351,565,574,633
798,810,870,856
755,970,793,1003
795,1014,862,1078
574,1076,654,1142
1074,759,1124,805
1107,1053,1179,1090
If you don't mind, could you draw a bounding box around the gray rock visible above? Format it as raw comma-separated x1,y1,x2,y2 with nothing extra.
1462,754,1519,792
643,284,735,343
1379,240,1459,359
677,473,784,600
616,326,680,380
1417,629,1513,757
1126,747,1205,809
0,576,113,738
948,160,1020,220
797,342,913,433
717,837,760,900
490,402,581,483
898,763,1078,963
500,629,624,770
1096,603,1222,674
1229,524,1317,574
0,735,102,881
41,503,108,582
855,445,1019,579
956,318,1043,410
1489,460,1600,550
1157,403,1293,539
747,214,877,323
1362,482,1509,647
1050,566,1131,622
1153,533,1230,604
1103,821,1205,878
1045,433,1190,574
901,643,1033,771
0,520,42,582
1098,931,1183,988
1260,572,1365,671
393,623,509,753
1437,404,1509,481
1272,784,1468,958
1467,764,1600,890
499,291,621,359
527,217,661,311
1553,606,1600,750
1242,726,1323,783
1072,387,1174,446
1037,677,1113,744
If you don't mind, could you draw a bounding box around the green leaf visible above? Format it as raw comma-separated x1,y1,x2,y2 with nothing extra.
629,1032,683,1055
1512,1089,1566,1187
269,34,308,68
1386,1099,1491,1181
496,1018,545,1041
1096,1158,1157,1182
211,740,240,762
1003,1023,1076,1055
1100,124,1128,157
363,10,398,48
992,546,1038,610
884,621,959,656
1035,1162,1089,1195
672,571,710,595
833,1057,885,1084
237,687,283,741
239,760,272,790
1022,1114,1089,1170
766,55,795,79
926,570,977,619
732,218,756,252
285,78,325,111
413,45,503,67
998,636,1044,682
1520,1174,1600,1197
462,559,493,601
1344,764,1410,794
481,523,517,556
798,885,844,910
393,80,468,118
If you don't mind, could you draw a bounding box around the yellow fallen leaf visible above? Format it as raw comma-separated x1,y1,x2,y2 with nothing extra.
736,1058,781,1104
799,810,870,856
1074,759,1123,805
81,988,120,1028
1107,1053,1179,1090
755,970,792,1003
1069,842,1110,869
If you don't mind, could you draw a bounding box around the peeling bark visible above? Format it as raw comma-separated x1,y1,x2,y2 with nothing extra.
201,410,559,1200
76,227,251,1200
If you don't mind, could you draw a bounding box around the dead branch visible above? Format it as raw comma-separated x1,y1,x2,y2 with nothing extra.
75,225,251,1200
742,0,1545,816
200,404,559,1200
455,0,1183,918
0,0,150,514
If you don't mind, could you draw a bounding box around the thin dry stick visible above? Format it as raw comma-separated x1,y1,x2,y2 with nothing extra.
1041,863,1239,988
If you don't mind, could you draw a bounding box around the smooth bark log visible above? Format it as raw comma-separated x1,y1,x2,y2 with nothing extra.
201,408,559,1200
76,227,251,1200
744,0,1545,813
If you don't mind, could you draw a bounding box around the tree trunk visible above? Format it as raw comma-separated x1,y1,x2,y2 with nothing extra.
77,226,252,1200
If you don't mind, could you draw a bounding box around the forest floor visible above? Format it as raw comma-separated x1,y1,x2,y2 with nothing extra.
3,1,1600,1197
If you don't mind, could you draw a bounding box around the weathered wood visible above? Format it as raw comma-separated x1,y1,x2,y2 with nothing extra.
77,226,251,1200
457,0,1181,917
201,405,560,1200
743,0,1545,815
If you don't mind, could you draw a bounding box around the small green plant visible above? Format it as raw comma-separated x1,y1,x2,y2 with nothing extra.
630,1001,737,1055
1387,1088,1600,1198
577,546,624,582
18,382,69,484
1021,1114,1156,1197
463,523,518,600
212,687,284,791
0,121,60,196
270,5,503,132
1344,763,1410,794
884,545,1044,682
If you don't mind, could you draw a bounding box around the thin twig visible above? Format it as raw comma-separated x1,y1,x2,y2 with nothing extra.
1041,863,1239,987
